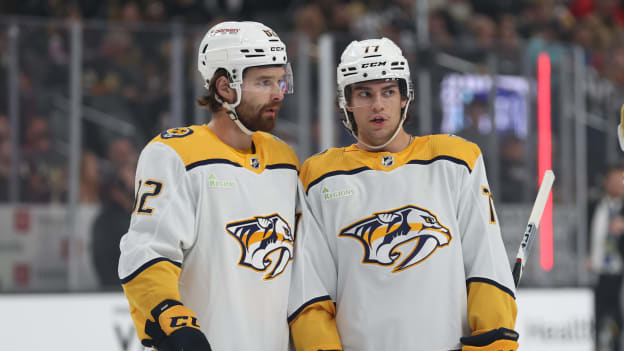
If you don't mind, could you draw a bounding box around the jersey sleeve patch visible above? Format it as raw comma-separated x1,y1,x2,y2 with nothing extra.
161,127,194,139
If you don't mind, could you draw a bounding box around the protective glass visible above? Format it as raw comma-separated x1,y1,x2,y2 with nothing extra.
240,63,294,95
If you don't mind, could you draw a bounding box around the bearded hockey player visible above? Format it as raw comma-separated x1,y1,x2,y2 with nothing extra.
118,21,299,351
288,37,519,351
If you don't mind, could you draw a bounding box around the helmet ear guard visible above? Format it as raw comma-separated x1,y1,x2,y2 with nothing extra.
336,38,414,148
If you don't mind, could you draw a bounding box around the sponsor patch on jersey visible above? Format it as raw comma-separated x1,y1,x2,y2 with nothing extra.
322,187,354,200
161,127,193,139
339,205,452,272
226,214,294,280
207,174,236,189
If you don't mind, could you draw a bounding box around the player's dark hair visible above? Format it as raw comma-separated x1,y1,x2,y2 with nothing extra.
197,68,230,113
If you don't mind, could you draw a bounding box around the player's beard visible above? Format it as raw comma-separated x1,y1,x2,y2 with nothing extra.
235,100,281,133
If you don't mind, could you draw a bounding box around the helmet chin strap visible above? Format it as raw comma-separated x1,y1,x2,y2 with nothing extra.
352,99,411,151
222,102,255,136
216,89,255,136
357,117,405,150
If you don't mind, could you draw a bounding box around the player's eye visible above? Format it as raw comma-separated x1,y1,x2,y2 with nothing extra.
357,91,370,98
383,89,396,97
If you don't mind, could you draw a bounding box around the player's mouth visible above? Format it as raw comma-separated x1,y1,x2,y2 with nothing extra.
369,115,387,126
263,105,280,118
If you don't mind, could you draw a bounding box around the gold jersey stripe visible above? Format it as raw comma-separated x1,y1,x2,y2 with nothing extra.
301,134,481,191
289,297,342,351
150,125,299,173
466,279,518,335
121,259,182,344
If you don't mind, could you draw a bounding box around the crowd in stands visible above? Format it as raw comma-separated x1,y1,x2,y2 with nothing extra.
0,0,622,204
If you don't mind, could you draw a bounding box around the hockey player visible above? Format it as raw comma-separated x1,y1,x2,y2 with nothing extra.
118,21,299,351
288,37,519,351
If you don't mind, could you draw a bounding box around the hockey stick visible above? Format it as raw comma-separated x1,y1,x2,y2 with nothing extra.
511,170,555,287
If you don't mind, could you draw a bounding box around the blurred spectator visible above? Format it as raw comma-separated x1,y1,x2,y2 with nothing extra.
428,8,458,50
498,14,522,52
294,3,327,43
604,37,624,86
589,164,624,351
79,151,100,204
456,96,490,150
524,18,565,83
107,137,138,170
90,160,136,289
90,137,137,289
144,0,167,23
442,0,473,27
0,115,11,202
499,133,528,202
20,117,66,203
470,14,496,50
497,14,524,74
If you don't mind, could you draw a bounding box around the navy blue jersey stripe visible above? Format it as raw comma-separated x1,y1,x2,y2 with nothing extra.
288,295,334,323
119,257,182,284
306,156,472,194
466,277,516,300
407,155,472,172
266,163,298,170
186,158,242,171
306,167,371,194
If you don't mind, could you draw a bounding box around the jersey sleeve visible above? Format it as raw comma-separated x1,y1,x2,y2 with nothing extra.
118,141,198,346
287,181,342,351
457,152,518,337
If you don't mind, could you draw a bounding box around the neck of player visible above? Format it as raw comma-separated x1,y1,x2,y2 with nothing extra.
207,111,254,152
358,129,413,153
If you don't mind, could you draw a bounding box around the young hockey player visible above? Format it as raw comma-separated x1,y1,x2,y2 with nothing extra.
288,37,519,351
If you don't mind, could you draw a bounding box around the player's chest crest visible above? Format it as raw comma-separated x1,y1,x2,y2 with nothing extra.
225,213,300,280
339,204,452,272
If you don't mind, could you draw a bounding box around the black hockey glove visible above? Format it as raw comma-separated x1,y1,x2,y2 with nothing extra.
460,327,519,351
145,299,212,351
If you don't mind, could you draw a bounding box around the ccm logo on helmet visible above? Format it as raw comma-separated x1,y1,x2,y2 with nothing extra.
361,61,387,68
271,46,284,51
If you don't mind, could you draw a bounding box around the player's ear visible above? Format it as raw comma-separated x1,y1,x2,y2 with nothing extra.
400,96,408,109
216,76,236,104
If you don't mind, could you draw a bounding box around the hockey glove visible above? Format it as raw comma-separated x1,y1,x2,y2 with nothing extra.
460,327,519,351
145,299,212,351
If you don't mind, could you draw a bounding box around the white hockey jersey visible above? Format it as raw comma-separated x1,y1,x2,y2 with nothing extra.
288,134,517,351
118,125,299,350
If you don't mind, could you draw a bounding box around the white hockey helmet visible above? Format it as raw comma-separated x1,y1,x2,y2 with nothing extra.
197,21,293,134
337,38,414,147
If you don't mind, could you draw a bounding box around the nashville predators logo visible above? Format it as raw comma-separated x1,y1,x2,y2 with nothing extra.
339,205,451,272
161,127,193,139
226,214,294,280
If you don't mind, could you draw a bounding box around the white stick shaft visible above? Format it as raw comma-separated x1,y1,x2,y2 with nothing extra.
512,170,555,287
527,170,555,226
